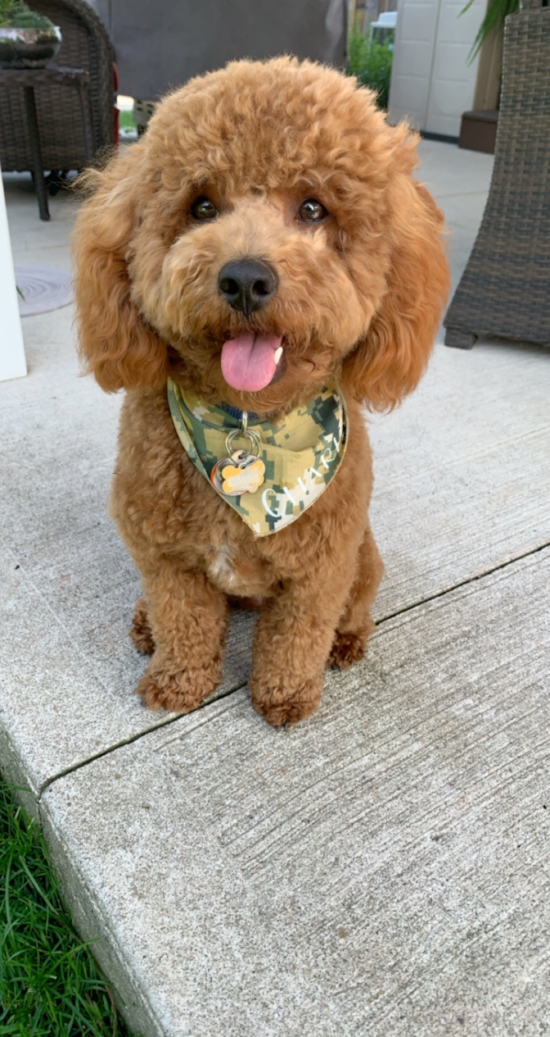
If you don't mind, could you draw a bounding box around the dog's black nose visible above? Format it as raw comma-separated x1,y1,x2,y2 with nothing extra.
218,258,278,317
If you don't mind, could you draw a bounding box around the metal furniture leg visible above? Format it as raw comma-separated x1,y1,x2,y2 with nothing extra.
22,85,50,221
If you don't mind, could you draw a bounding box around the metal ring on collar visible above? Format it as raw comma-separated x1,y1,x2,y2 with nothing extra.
225,426,262,457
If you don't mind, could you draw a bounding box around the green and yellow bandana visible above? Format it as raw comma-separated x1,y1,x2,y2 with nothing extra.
167,377,347,537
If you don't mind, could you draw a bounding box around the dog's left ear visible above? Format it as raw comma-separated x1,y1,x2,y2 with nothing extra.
341,169,450,411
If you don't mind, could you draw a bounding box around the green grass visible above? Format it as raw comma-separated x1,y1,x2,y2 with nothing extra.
118,110,136,133
0,776,138,1037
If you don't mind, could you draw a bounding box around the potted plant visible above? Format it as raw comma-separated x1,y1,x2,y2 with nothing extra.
346,26,395,110
463,0,520,62
0,0,61,68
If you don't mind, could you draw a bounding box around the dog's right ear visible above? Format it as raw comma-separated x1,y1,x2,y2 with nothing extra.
73,147,168,393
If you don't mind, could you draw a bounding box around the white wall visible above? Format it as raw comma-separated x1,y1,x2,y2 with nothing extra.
388,0,486,137
0,167,26,383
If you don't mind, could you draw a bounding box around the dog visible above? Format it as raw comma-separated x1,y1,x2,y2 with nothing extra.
73,57,449,727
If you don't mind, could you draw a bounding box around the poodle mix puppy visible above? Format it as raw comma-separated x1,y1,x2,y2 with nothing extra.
74,57,449,727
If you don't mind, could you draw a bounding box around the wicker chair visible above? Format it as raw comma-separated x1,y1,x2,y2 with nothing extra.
0,0,115,177
444,0,550,349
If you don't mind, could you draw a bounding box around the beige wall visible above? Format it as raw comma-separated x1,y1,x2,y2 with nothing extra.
388,0,486,136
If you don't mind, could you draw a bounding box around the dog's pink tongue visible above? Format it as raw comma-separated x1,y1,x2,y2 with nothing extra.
221,331,282,391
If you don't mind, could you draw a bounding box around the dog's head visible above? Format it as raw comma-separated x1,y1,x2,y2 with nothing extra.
74,57,449,413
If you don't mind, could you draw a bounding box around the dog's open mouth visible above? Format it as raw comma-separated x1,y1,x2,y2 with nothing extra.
221,331,284,392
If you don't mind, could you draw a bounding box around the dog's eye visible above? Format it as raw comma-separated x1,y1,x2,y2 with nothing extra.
191,197,219,221
298,199,327,223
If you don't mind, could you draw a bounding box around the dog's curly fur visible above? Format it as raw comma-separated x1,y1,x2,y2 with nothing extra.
73,57,449,727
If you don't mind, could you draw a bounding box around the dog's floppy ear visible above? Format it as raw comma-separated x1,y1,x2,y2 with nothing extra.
341,172,450,411
73,147,168,393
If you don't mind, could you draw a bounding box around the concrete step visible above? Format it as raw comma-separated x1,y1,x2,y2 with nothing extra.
41,547,550,1037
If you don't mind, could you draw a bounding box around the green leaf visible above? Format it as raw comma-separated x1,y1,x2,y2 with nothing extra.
460,0,520,63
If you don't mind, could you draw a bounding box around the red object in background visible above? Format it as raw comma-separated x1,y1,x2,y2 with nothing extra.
113,62,119,146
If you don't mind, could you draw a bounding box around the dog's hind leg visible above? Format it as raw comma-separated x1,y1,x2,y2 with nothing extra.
130,596,155,655
328,523,384,670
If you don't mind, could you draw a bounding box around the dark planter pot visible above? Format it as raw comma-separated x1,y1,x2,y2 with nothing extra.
0,25,62,68
459,110,499,155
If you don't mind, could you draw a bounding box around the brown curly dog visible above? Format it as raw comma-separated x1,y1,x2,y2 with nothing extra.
73,57,449,727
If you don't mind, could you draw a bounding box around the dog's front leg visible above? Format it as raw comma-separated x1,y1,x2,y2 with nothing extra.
136,560,229,713
249,571,354,728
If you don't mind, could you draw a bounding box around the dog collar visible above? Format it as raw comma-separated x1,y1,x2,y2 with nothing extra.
167,378,347,537
218,402,262,422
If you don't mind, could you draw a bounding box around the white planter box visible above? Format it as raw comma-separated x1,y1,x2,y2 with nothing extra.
0,166,27,382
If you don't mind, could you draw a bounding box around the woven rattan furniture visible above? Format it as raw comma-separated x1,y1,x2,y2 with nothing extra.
0,64,94,220
444,0,550,349
0,0,114,215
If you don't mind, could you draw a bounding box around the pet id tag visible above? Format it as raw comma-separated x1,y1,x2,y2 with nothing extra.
210,415,265,497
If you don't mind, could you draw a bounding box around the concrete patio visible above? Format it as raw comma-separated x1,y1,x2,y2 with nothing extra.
1,141,549,1037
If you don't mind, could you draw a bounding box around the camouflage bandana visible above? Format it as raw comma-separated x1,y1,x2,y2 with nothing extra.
167,378,348,537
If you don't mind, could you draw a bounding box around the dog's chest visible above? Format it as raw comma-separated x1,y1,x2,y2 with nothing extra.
208,546,237,588
205,543,274,597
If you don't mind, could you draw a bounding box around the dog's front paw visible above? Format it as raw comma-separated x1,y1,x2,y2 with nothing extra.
328,630,369,670
137,658,220,713
249,674,323,728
